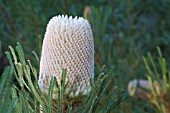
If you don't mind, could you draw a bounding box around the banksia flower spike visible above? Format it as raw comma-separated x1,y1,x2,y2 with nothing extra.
38,15,94,99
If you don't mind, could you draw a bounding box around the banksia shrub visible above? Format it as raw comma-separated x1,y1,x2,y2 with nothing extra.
3,15,127,113
38,15,94,100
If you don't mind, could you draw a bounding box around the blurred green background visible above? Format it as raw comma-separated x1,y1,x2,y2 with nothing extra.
0,0,170,112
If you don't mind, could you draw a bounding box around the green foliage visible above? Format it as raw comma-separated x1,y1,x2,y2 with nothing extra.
0,43,127,113
143,47,170,113
0,41,1,58
0,66,17,113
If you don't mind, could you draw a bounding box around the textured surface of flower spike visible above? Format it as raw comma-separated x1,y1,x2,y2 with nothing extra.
38,15,94,98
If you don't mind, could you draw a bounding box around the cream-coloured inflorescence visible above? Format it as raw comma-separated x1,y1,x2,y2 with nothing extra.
38,15,94,98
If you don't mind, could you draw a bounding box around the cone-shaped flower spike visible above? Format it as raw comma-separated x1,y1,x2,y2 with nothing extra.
38,15,94,98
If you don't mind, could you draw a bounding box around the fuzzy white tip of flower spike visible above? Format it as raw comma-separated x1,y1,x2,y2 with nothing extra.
38,15,94,98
